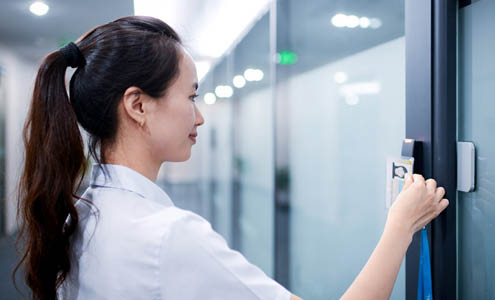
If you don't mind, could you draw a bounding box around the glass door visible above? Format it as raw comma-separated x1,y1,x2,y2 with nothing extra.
458,1,495,298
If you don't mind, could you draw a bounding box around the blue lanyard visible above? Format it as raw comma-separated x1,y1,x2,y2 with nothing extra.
417,227,433,300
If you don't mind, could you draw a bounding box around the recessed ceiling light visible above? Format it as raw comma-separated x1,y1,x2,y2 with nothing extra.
243,68,264,82
370,18,382,29
331,14,347,28
215,85,233,98
204,92,217,105
233,75,246,88
359,17,371,28
331,14,381,30
334,72,348,84
30,1,49,16
346,15,360,28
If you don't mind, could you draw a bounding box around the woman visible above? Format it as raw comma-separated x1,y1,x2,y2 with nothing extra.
15,16,448,300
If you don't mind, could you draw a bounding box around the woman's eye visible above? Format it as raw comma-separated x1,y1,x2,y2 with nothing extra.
190,94,199,102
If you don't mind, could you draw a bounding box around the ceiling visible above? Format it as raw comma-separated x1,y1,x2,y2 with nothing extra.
201,0,404,91
0,0,404,82
0,0,134,61
0,0,270,68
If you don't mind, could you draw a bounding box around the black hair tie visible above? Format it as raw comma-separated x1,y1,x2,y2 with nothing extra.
60,42,86,68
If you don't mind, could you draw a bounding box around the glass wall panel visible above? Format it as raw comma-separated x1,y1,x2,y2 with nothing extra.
0,67,5,235
458,1,495,298
196,70,235,245
232,12,274,276
189,10,274,272
280,0,406,298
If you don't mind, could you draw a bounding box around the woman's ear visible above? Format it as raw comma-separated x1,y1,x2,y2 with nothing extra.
122,86,148,127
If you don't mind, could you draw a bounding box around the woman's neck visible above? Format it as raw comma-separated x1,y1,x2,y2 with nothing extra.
103,140,160,182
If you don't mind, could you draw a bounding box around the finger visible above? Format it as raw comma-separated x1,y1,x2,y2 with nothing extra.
413,174,425,185
416,198,450,230
438,198,449,211
402,173,414,190
435,187,446,201
425,178,437,191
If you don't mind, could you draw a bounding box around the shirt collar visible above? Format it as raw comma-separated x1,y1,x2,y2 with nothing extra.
89,163,174,207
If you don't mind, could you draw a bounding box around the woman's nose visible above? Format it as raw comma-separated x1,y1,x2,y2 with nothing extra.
195,105,205,126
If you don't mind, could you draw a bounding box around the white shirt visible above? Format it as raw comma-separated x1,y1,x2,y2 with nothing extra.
58,163,291,300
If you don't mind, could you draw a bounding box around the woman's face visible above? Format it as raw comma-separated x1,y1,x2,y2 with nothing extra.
145,48,204,163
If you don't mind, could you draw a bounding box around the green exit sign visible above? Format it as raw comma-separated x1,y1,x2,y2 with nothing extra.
277,51,298,65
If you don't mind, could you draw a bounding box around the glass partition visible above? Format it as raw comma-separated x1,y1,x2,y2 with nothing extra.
0,67,5,236
173,1,410,297
279,0,406,298
232,12,274,276
458,1,495,298
197,56,235,246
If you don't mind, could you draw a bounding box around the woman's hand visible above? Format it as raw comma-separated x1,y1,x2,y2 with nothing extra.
386,174,449,238
339,174,449,300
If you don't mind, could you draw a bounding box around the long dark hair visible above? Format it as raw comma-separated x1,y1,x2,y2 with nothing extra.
14,16,182,300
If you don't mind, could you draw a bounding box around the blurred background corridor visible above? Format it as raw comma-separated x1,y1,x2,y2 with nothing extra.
0,0,494,299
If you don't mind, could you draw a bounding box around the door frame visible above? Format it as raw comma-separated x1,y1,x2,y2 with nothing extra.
405,0,458,299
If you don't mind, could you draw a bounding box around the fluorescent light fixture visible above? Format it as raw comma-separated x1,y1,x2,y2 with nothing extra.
334,72,348,84
134,0,271,59
195,60,211,82
30,1,49,16
204,92,217,105
215,85,234,98
243,68,264,82
233,75,246,88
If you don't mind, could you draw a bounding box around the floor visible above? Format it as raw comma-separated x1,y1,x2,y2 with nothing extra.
0,233,28,300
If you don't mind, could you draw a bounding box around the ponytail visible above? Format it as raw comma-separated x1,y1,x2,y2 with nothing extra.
14,49,87,299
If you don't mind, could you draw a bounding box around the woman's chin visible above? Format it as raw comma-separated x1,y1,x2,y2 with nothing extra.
167,151,192,162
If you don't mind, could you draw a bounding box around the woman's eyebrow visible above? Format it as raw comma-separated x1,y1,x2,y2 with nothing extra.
193,82,198,91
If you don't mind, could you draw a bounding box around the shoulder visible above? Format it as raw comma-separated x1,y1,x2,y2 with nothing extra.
75,186,179,254
163,206,215,235
89,186,162,210
159,206,230,257
76,187,173,229
158,208,291,300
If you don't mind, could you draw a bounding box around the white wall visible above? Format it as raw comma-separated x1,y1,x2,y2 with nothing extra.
0,45,38,235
